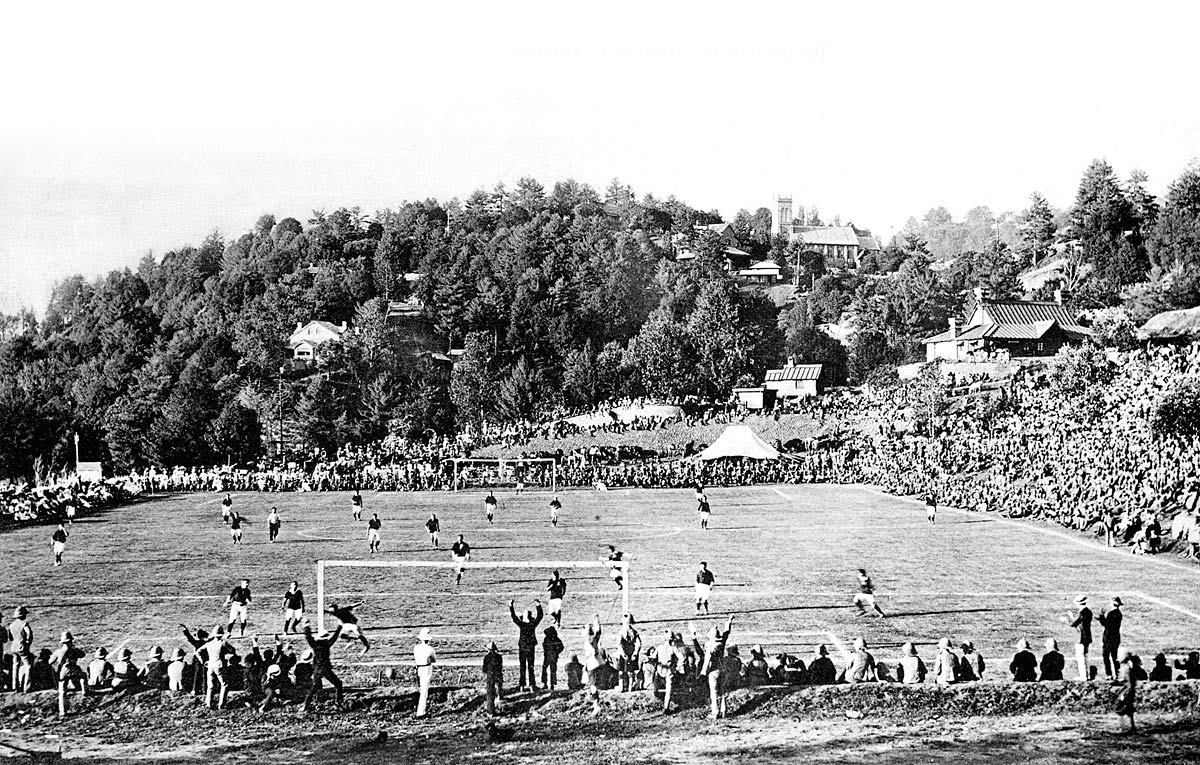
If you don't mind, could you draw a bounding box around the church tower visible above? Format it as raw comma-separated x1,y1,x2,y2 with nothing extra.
774,195,793,236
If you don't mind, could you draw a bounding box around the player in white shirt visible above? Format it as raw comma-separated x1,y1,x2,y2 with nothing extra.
413,627,436,717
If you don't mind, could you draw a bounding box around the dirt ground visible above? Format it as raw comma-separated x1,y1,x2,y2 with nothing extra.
3,682,1200,763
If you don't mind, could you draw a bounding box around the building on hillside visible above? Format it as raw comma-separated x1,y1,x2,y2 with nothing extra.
1138,306,1200,345
736,259,783,285
772,196,882,271
762,360,826,399
922,290,1091,362
289,320,348,360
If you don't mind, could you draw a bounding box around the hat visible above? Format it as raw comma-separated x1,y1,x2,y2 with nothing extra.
1112,596,1123,607
1117,647,1132,663
120,648,133,659
902,642,917,657
853,637,866,650
150,646,163,658
418,628,432,642
937,637,951,650
1075,595,1087,604
15,606,28,617
1044,638,1058,652
195,628,209,641
816,644,829,656
300,649,314,662
96,647,108,658
171,647,186,661
488,642,499,651
60,630,74,644
1016,638,1031,650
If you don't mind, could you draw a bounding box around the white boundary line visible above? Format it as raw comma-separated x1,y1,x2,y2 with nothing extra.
1132,590,1200,623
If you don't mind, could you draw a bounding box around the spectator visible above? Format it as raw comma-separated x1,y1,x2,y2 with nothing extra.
542,627,564,691
28,648,55,692
51,631,88,717
845,637,877,684
808,644,836,685
166,648,187,692
932,638,959,686
1099,597,1123,679
744,645,771,686
1070,596,1093,682
565,654,584,691
509,599,543,692
1010,638,1037,682
959,642,985,681
301,625,344,712
1148,653,1172,682
1114,648,1138,734
482,642,504,715
141,647,167,690
1173,651,1200,680
87,647,113,689
1039,638,1065,682
897,642,926,684
413,627,436,718
111,648,139,691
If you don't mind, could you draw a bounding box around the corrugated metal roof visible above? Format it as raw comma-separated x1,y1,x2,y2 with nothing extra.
798,227,861,246
764,364,824,381
978,300,1078,326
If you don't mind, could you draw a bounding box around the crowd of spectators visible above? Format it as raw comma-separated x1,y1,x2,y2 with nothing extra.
0,478,136,528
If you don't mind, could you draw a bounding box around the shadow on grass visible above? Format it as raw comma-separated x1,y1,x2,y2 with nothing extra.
885,607,998,618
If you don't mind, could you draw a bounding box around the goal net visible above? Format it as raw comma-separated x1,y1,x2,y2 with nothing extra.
450,457,557,493
314,558,629,666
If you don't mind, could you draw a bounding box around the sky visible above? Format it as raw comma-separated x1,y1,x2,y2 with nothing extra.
2,1,1198,313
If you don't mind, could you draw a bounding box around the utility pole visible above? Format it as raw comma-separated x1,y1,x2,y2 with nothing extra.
278,365,286,465
73,433,80,474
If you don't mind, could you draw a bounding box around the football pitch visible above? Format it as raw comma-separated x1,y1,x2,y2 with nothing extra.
4,484,1200,675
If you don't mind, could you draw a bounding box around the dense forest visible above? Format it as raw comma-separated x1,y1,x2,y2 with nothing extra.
2,160,1200,481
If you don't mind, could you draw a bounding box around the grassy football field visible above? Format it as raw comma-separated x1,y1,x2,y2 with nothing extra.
4,484,1199,676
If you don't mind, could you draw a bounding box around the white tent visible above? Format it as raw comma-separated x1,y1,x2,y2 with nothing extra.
693,425,781,461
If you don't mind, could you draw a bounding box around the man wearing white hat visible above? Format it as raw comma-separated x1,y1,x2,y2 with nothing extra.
932,638,959,686
1069,595,1093,681
413,627,436,718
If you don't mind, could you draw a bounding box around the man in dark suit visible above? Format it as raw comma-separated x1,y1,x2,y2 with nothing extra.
509,599,543,692
1099,596,1124,679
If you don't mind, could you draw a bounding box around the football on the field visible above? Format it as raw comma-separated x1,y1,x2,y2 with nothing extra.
594,514,600,521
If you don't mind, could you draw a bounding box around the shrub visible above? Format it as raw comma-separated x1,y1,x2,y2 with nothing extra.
1152,375,1200,437
1049,345,1114,397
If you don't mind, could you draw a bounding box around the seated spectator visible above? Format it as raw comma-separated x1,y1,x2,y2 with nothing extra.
844,638,877,684
1173,651,1200,680
807,645,836,685
897,642,926,684
743,645,770,686
28,648,56,692
933,638,959,686
565,655,584,690
959,642,985,681
87,647,114,689
141,647,167,690
721,646,744,692
292,649,314,687
641,646,660,691
1039,638,1065,681
111,648,139,690
1148,653,1172,682
782,654,806,686
1010,638,1038,682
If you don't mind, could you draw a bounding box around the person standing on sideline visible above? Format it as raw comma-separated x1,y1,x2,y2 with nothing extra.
510,599,543,692
413,628,436,718
221,493,233,524
695,562,715,615
51,631,87,717
451,534,471,585
226,579,252,636
582,614,603,716
482,642,504,715
229,511,244,545
266,506,282,543
697,491,711,530
8,606,33,691
700,615,734,719
302,624,344,712
1070,595,1094,680
546,570,567,627
541,627,564,690
351,489,363,522
51,523,68,566
1114,648,1138,734
549,495,562,527
484,491,498,523
852,569,887,618
1099,597,1124,679
282,581,305,633
425,513,440,548
925,495,937,524
367,513,382,554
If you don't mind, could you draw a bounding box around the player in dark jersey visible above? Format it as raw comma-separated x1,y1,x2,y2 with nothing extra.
351,490,363,522
281,581,306,633
546,570,567,627
220,493,233,524
697,493,711,530
852,569,887,618
605,546,625,590
425,513,440,548
367,513,382,553
695,562,715,615
226,579,252,636
229,512,244,544
484,491,498,523
451,534,471,585
325,601,370,655
549,496,562,527
51,523,69,567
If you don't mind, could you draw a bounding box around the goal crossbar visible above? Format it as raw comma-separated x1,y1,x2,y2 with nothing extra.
315,558,629,632
450,457,557,492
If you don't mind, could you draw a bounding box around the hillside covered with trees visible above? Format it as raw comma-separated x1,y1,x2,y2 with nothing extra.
3,159,1200,481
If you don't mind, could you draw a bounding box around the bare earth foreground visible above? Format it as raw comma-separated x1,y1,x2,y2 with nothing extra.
3,484,1200,762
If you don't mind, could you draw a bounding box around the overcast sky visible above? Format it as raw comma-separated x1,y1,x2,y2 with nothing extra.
2,1,1198,313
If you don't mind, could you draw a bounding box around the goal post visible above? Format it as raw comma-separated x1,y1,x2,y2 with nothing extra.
450,457,557,493
315,558,629,633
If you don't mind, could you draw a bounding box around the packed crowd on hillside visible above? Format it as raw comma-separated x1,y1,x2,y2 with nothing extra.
0,478,136,528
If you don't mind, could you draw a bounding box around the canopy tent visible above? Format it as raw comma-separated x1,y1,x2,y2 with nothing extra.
692,425,781,461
